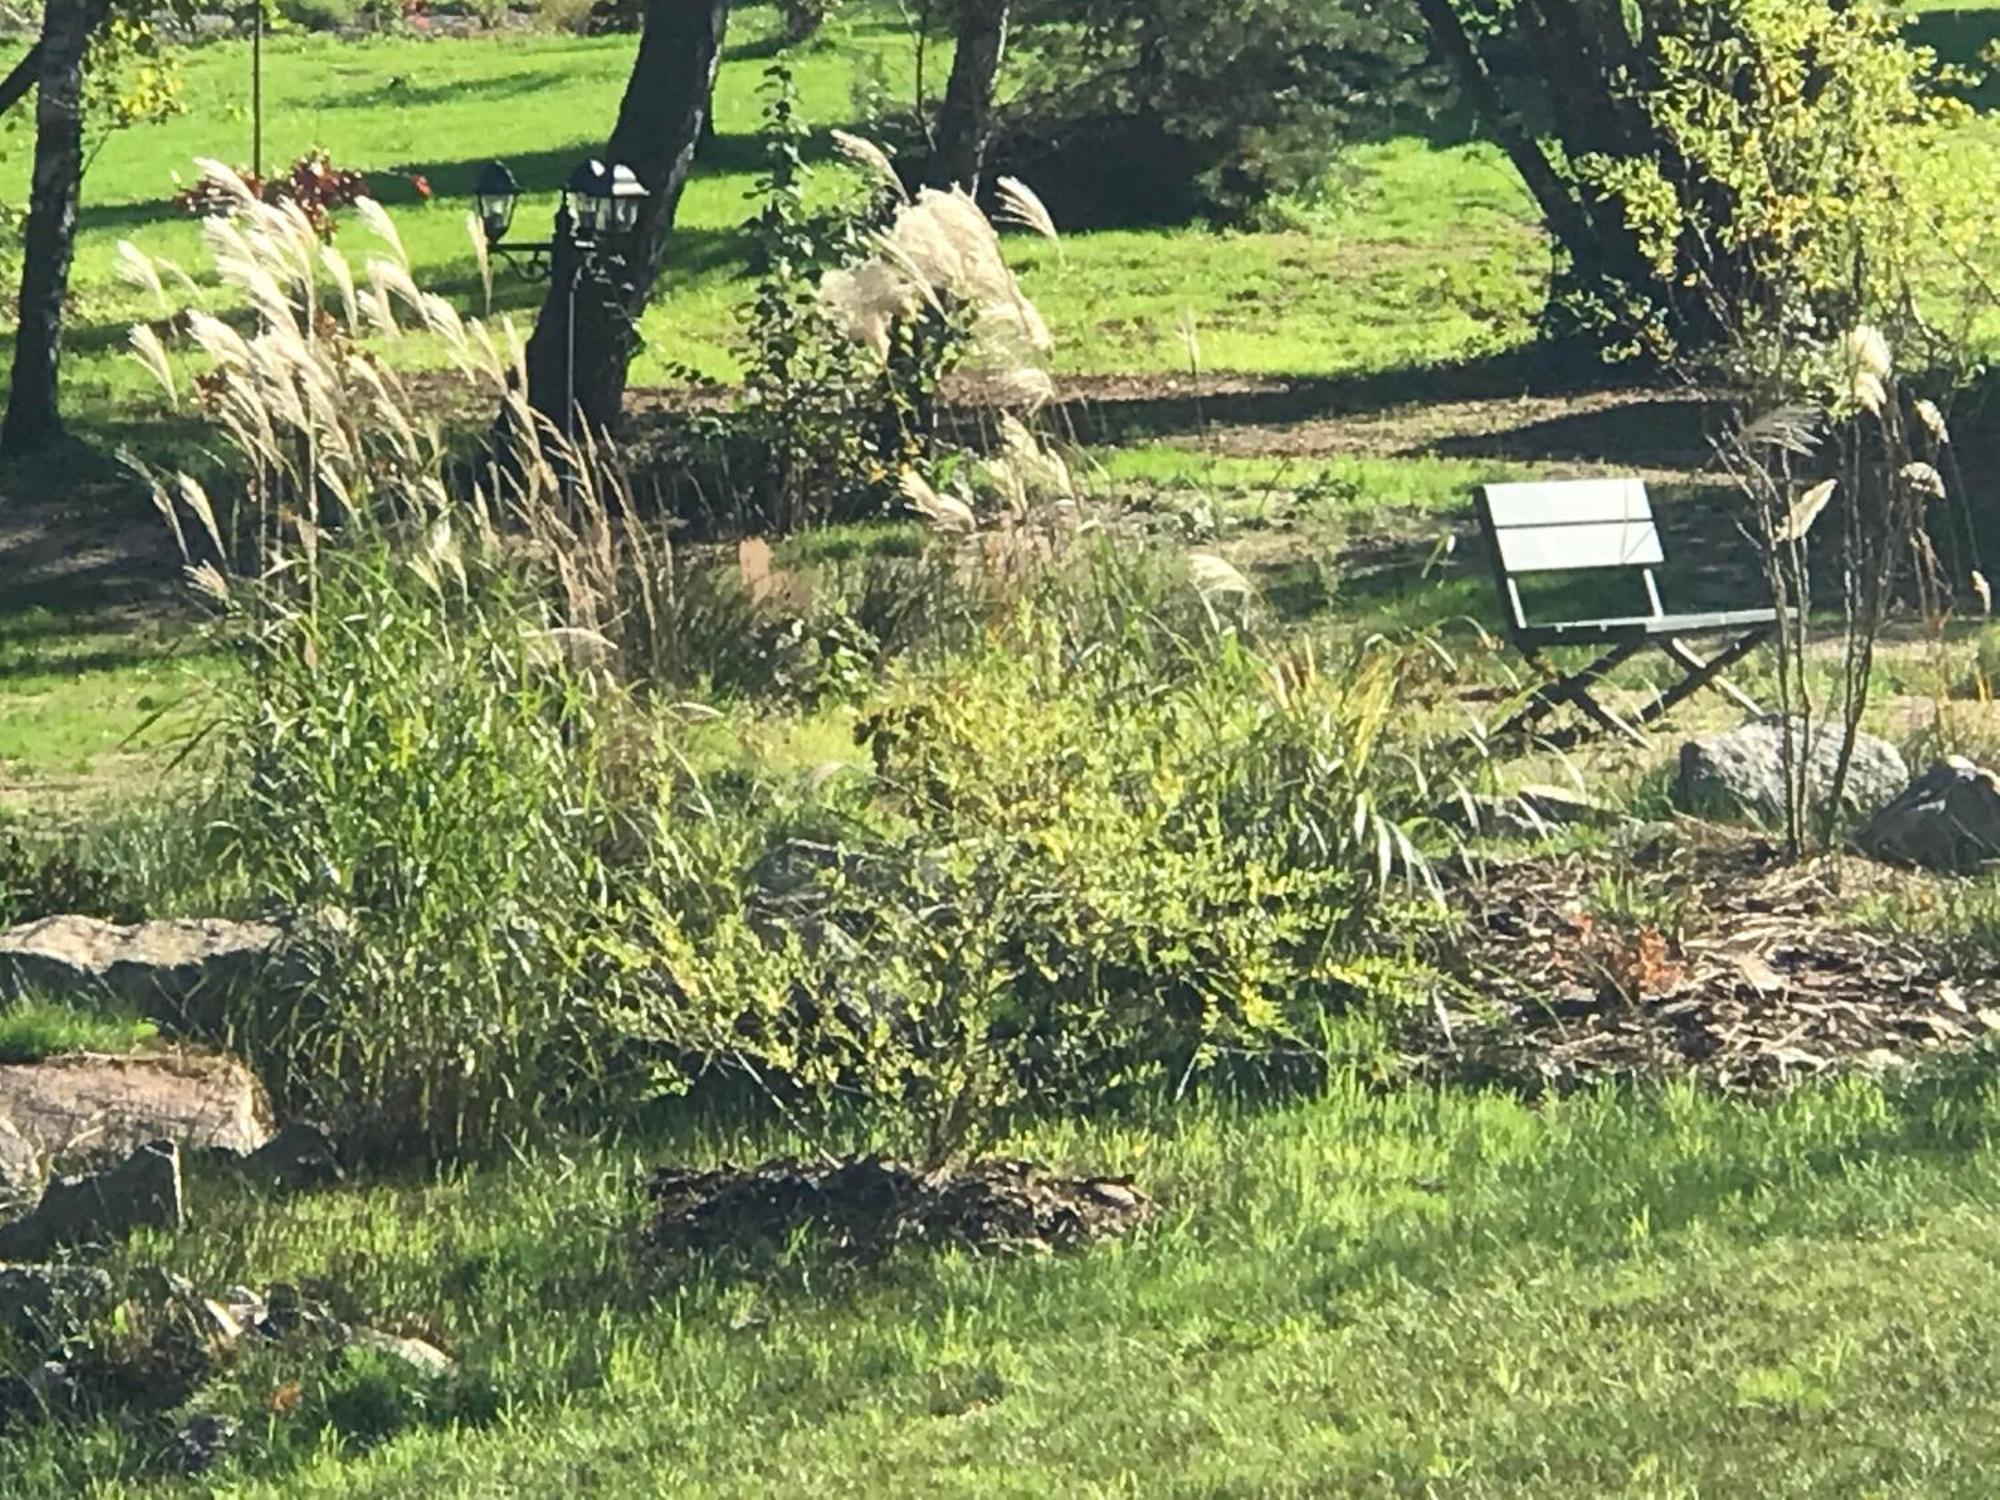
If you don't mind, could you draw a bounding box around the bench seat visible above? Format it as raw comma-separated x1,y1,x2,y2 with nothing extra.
1517,607,1779,645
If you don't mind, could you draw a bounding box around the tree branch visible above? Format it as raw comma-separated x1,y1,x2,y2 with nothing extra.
0,42,42,118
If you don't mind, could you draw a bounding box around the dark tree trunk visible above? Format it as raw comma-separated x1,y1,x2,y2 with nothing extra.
927,0,1009,190
778,0,830,45
520,0,729,439
2,0,94,458
1413,0,1743,349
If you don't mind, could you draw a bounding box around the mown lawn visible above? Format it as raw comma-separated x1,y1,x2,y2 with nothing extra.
1,2,1553,449
13,1067,2000,1495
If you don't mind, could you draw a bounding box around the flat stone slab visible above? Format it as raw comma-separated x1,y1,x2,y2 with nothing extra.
0,1051,274,1164
0,916,282,1031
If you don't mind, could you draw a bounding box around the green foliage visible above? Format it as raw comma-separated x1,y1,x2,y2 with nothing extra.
622,563,1452,1165
190,531,628,1156
680,63,956,531
0,828,142,928
1446,0,1977,358
1008,0,1430,224
0,993,156,1063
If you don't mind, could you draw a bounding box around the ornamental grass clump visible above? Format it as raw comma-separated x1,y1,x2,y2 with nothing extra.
124,164,643,1157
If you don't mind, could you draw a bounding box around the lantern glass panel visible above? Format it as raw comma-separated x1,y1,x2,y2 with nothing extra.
474,162,519,242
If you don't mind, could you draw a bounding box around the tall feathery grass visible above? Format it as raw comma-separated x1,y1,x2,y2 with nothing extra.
124,164,655,1156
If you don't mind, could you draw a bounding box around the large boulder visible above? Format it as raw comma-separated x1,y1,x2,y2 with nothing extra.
0,1140,183,1259
1674,717,1907,824
0,916,282,1033
1852,758,2000,872
0,1050,274,1165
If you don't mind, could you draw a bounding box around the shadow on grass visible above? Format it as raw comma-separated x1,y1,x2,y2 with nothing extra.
1056,345,1700,449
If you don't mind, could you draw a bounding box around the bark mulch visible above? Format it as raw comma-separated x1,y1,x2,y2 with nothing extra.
1423,835,2000,1094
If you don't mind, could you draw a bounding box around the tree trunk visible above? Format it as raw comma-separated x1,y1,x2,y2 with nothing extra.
2,0,94,458
520,0,729,439
927,0,1009,190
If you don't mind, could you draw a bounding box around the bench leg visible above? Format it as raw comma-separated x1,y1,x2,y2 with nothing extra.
1640,629,1772,726
1501,642,1646,745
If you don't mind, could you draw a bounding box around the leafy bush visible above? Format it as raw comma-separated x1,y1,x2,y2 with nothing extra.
620,575,1451,1165
660,69,1066,533
1427,0,1976,358
1002,0,1428,226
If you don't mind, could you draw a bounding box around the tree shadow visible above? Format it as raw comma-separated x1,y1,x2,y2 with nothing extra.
1055,344,1648,448
1425,396,1719,472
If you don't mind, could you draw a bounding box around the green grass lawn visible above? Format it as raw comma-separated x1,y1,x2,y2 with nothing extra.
13,9,2000,1493
14,1067,2000,1494
1,1,1559,450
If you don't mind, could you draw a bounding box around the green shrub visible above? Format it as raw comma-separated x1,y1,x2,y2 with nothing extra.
276,0,365,32
620,581,1453,1165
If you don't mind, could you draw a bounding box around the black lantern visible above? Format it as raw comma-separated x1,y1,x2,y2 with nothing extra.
475,160,521,245
564,160,647,242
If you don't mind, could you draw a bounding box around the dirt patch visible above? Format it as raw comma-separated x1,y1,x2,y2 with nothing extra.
642,1155,1155,1262
1423,838,1999,1093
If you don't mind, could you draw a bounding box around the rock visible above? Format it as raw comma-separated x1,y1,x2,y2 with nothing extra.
0,1140,182,1260
170,1413,238,1476
0,1117,43,1212
0,1050,274,1165
1852,757,2000,871
0,1263,113,1341
0,915,282,1033
350,1327,454,1378
239,1121,342,1192
1673,717,1907,824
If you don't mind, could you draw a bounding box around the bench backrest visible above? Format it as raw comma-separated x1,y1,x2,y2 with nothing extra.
1474,479,1664,635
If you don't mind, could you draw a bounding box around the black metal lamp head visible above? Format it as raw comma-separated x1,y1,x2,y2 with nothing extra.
565,159,648,242
474,160,520,244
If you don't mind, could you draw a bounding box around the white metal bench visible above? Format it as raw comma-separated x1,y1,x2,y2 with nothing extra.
1474,478,1776,743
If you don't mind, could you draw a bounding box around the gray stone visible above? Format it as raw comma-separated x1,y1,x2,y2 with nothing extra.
0,1117,42,1211
0,1050,274,1165
350,1326,454,1379
1852,757,2000,871
238,1121,342,1192
0,1140,183,1259
0,1263,113,1341
0,915,283,1033
1673,716,1907,824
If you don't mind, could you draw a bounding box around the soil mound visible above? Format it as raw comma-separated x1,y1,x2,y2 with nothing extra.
643,1156,1154,1262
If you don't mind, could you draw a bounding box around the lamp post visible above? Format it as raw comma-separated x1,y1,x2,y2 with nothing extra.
472,157,649,448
